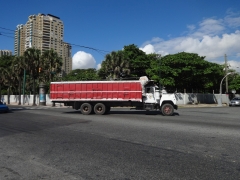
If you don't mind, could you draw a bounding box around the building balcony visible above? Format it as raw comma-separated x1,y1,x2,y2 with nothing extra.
43,36,50,39
42,40,50,43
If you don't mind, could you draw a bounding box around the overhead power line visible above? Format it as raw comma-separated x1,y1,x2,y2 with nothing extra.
0,26,110,56
0,33,14,38
0,31,14,34
0,26,15,32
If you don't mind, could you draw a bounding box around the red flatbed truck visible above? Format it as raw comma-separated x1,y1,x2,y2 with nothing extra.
50,77,178,116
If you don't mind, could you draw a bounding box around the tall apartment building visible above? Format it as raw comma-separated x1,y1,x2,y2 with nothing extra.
14,24,26,56
14,13,72,75
62,42,72,76
0,50,12,57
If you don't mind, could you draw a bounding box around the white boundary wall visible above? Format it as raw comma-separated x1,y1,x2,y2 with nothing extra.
1,94,51,106
174,93,231,105
0,93,234,105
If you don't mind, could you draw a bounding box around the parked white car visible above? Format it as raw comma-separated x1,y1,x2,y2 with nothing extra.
229,97,240,107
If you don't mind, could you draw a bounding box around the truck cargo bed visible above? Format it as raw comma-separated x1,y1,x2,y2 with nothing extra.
50,81,143,102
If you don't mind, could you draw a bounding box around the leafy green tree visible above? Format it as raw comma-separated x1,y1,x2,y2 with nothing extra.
145,53,161,82
24,48,41,106
122,44,150,77
63,69,100,81
146,52,224,93
228,72,240,93
201,63,224,92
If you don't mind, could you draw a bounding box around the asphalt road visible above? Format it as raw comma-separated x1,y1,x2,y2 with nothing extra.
0,106,239,180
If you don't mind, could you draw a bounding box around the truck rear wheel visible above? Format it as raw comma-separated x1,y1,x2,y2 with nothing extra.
161,103,174,116
94,103,106,115
80,103,92,115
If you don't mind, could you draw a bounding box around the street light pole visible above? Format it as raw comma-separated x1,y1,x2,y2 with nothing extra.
218,72,232,106
224,54,228,93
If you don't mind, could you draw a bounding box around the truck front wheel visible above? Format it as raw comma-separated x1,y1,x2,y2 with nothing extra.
80,103,92,115
161,103,174,116
94,103,106,115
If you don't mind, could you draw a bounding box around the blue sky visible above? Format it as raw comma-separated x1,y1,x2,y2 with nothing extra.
1,0,240,72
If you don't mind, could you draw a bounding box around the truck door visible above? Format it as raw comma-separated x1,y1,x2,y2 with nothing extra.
145,87,155,103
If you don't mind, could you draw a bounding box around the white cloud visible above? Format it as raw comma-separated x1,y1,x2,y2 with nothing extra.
139,44,155,54
224,10,240,28
228,60,240,72
96,63,101,70
140,13,240,70
142,37,163,47
72,51,96,70
225,16,240,28
187,24,196,31
194,18,225,37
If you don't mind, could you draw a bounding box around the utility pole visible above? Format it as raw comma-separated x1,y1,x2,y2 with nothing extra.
225,54,228,93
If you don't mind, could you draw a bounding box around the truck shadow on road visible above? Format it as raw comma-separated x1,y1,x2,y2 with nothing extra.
64,110,179,116
109,111,179,116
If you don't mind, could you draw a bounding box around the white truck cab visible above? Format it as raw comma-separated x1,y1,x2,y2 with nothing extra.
140,77,177,116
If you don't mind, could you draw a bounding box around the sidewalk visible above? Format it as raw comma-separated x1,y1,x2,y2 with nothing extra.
178,103,228,108
7,102,65,107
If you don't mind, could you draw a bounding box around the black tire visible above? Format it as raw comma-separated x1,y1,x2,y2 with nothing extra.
161,103,174,116
80,103,92,115
94,103,106,115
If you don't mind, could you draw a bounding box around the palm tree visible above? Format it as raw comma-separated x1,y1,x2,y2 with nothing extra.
24,48,41,106
0,55,15,102
104,51,130,80
12,56,25,105
1,67,12,104
41,49,63,83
